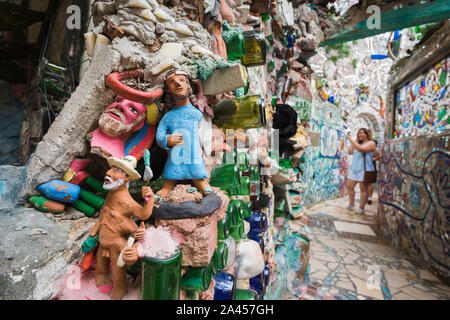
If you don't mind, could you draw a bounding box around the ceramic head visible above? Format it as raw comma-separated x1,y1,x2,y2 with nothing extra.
164,69,192,100
104,155,141,189
98,96,147,137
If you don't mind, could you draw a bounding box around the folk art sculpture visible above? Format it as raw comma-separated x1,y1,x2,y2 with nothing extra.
155,69,213,198
87,155,154,300
87,96,156,160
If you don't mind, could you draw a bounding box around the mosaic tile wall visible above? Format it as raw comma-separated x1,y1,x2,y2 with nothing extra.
301,96,347,207
377,133,450,283
394,55,450,138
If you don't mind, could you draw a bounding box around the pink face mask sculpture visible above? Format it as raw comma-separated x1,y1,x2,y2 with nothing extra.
88,96,147,159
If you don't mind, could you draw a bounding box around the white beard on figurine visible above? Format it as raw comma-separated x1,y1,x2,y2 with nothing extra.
103,175,126,190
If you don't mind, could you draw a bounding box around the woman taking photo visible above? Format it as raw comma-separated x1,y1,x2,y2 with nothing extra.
346,128,376,214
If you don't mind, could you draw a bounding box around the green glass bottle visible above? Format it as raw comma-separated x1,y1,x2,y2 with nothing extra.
213,95,266,130
79,189,104,209
214,240,229,270
237,152,249,172
217,216,229,240
72,200,96,217
210,164,241,191
226,202,239,230
227,186,239,197
242,201,253,219
141,248,182,300
240,30,266,67
279,158,293,170
235,289,259,300
249,166,261,196
209,256,217,276
180,264,212,292
85,176,109,196
230,200,245,220
236,176,251,196
229,221,246,240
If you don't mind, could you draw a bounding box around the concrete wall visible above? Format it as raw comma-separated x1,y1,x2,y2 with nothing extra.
378,24,450,283
301,95,347,207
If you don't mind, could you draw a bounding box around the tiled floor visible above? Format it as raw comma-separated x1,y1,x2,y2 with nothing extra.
283,193,450,300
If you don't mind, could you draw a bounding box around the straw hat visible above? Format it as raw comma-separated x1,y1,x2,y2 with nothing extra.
107,155,141,180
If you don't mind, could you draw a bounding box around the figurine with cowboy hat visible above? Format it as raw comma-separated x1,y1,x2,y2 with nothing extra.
88,155,154,300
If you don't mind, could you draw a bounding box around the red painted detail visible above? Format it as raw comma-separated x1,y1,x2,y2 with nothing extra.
105,69,164,104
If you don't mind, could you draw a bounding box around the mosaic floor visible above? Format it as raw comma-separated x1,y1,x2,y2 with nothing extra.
282,193,450,300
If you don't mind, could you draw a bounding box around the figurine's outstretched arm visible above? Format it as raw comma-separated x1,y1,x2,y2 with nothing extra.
132,186,154,220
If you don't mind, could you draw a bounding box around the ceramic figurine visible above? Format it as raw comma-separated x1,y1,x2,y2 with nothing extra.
87,96,155,160
87,155,153,300
207,19,228,61
155,69,212,197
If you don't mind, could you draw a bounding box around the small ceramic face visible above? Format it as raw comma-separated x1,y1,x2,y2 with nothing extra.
166,73,190,99
103,166,130,190
99,97,146,136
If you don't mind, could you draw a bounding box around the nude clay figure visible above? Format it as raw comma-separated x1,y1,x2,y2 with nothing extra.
88,155,154,300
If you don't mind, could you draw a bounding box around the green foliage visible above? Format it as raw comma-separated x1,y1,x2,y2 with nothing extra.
352,58,358,69
324,43,351,64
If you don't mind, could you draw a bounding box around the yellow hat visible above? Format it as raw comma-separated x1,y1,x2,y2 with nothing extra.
107,155,141,180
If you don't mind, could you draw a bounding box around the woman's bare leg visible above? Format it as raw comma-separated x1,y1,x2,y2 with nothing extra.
367,183,374,204
367,183,374,199
359,182,369,210
346,179,358,207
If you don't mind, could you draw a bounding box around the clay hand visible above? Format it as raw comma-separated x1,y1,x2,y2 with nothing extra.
122,247,138,265
88,225,99,237
167,133,184,146
134,222,146,241
142,186,154,201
